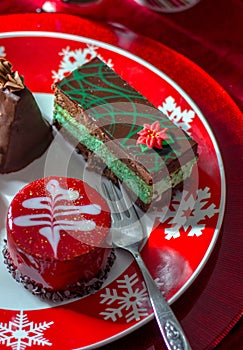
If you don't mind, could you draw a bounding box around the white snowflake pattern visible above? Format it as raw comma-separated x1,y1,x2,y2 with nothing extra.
0,310,54,350
158,96,195,134
159,187,219,240
0,46,6,57
100,273,149,323
52,44,113,81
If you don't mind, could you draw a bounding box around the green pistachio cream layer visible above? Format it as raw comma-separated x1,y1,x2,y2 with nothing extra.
53,57,198,207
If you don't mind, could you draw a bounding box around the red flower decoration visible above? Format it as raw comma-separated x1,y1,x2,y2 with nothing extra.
137,121,168,149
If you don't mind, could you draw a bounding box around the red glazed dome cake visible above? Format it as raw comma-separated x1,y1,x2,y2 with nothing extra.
3,176,115,302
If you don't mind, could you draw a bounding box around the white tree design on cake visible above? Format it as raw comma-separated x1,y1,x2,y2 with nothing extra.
158,96,195,135
159,187,219,240
13,178,101,257
52,44,113,81
0,311,53,350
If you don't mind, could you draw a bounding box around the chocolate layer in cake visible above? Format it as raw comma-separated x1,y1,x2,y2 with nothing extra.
52,57,198,209
0,58,53,173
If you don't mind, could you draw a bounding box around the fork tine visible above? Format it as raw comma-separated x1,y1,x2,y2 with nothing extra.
101,181,112,201
110,183,127,217
102,180,140,226
102,181,124,215
118,181,138,220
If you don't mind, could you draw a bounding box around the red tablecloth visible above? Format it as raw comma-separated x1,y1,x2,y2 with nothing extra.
0,1,242,349
0,0,242,112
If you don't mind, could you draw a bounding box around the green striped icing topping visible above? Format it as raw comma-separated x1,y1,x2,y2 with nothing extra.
57,60,142,110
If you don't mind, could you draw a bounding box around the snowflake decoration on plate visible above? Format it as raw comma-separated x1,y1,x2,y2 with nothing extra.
0,46,6,57
100,272,164,323
52,44,113,81
159,187,219,240
100,273,149,323
158,96,195,135
0,310,54,350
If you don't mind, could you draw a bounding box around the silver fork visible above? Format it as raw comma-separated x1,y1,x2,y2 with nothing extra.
102,181,192,350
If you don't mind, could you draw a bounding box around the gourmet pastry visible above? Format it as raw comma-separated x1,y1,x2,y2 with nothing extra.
3,176,115,302
52,57,198,210
0,57,53,173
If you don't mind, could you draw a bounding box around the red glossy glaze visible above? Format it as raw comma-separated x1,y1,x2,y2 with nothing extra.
7,176,111,290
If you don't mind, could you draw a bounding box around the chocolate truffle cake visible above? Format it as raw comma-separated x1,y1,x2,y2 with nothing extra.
3,176,115,302
0,58,53,173
52,57,198,210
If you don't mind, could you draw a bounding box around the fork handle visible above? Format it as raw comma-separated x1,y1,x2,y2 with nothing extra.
131,250,192,350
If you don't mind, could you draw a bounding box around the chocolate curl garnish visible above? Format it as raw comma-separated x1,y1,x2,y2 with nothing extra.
0,57,24,92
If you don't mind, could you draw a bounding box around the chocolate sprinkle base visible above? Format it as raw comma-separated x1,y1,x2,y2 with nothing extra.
2,240,116,303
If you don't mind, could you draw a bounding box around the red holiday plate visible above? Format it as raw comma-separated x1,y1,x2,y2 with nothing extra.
0,29,225,349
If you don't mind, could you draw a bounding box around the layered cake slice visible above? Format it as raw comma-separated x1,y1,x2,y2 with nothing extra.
0,58,53,173
3,176,115,302
52,57,198,210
